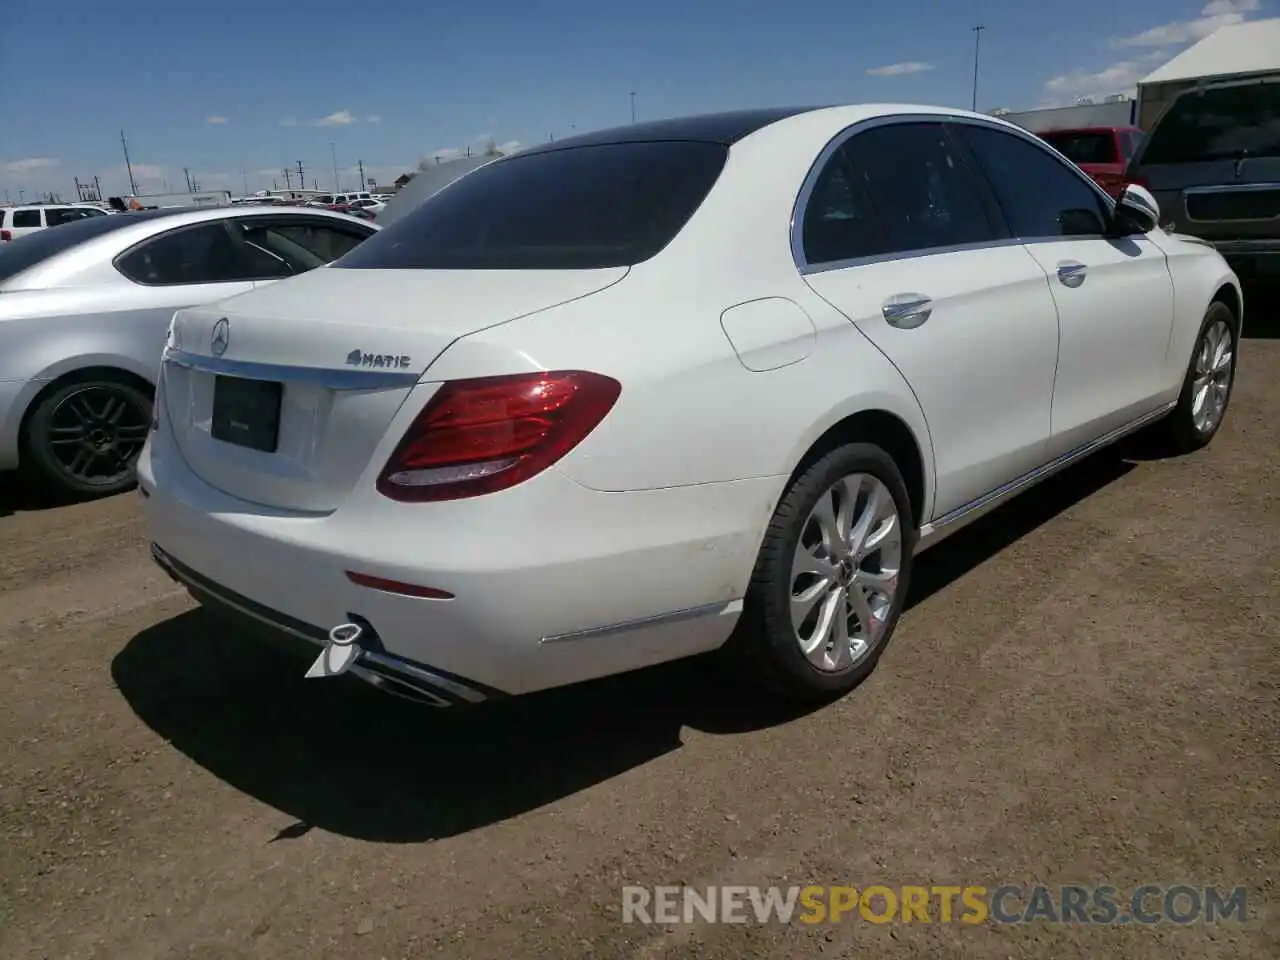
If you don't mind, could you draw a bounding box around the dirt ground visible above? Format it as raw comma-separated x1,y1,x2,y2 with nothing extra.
1,325,1277,960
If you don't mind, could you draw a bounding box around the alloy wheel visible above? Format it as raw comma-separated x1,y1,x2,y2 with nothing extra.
46,384,151,488
1190,319,1234,435
790,473,903,672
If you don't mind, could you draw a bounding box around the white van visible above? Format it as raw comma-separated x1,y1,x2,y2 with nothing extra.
0,204,107,242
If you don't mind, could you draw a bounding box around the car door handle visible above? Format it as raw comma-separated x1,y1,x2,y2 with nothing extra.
881,293,933,329
1057,261,1087,287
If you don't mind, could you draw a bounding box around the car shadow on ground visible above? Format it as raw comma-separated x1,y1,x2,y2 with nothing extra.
0,474,62,518
0,473,125,518
112,449,1137,844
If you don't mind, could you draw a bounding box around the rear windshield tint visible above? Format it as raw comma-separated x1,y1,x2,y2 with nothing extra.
334,140,730,270
0,211,166,284
1141,82,1280,165
1040,131,1118,165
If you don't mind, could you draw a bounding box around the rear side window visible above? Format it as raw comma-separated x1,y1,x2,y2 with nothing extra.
117,223,252,285
13,210,41,228
1040,131,1119,165
335,140,729,270
800,145,886,265
1142,82,1280,164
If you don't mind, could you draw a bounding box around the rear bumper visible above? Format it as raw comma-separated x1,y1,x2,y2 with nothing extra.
149,543,500,706
136,425,775,697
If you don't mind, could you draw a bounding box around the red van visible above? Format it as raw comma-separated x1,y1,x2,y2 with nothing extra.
1038,126,1144,198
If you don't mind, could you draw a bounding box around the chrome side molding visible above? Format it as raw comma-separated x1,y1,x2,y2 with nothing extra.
163,349,420,391
917,401,1176,551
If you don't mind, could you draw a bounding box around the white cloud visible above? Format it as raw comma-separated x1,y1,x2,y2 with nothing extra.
0,157,60,175
1112,0,1260,47
315,110,356,127
865,61,935,76
1044,60,1145,99
366,114,381,124
206,115,229,124
495,139,523,154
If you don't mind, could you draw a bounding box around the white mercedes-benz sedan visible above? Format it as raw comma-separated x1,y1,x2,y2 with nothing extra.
138,104,1242,707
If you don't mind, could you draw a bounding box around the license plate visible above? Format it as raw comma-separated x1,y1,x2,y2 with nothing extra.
211,375,282,452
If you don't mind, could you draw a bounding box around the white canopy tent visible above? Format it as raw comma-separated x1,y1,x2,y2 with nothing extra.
1137,18,1280,128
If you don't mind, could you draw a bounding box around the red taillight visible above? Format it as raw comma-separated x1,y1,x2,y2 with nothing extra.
0,229,11,242
376,370,621,502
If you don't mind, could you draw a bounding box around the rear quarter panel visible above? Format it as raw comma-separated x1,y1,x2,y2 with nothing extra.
0,286,189,467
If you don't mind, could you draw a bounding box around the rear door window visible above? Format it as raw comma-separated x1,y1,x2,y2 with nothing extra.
13,210,42,228
842,122,1002,256
1141,82,1280,164
336,139,729,270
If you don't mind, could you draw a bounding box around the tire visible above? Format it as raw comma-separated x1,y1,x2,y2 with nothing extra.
22,377,153,500
727,442,917,701
1148,301,1238,454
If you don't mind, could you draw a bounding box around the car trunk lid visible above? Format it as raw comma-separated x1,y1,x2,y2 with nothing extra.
160,265,626,512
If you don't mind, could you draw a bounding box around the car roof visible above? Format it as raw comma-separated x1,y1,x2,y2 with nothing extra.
517,107,828,156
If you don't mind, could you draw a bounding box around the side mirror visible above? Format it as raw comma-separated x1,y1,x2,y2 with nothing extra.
1113,183,1160,235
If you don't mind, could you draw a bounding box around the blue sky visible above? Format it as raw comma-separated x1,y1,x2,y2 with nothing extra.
0,0,1270,201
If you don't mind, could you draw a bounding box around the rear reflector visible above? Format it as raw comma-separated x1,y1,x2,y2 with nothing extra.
377,370,621,502
345,570,455,599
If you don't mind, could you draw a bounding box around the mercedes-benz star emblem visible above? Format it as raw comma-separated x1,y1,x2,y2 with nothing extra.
210,318,230,357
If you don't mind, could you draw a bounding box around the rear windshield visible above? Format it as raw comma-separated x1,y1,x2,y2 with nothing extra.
1040,131,1118,165
0,211,167,284
334,140,730,270
1141,82,1280,165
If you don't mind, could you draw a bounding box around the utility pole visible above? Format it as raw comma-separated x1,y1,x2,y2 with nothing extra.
630,91,636,124
283,167,293,190
296,160,304,190
330,141,339,192
272,178,279,191
183,167,193,192
74,177,83,200
358,159,366,191
93,175,102,201
120,129,138,195
971,25,985,112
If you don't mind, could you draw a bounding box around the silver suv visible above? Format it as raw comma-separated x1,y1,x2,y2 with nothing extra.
1127,77,1280,281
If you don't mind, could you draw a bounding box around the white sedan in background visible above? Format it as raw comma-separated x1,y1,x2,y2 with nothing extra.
139,103,1241,708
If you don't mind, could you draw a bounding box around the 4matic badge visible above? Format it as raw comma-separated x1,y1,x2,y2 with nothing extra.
345,350,412,369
